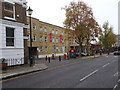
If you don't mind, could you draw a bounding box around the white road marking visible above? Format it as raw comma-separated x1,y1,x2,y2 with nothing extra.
118,79,120,82
113,72,118,77
106,56,108,58
80,70,98,82
102,63,110,68
114,56,118,58
113,85,118,90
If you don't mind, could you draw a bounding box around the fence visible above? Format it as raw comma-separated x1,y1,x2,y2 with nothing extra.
5,58,24,66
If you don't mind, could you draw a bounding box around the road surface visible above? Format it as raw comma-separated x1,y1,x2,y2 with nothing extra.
2,55,118,89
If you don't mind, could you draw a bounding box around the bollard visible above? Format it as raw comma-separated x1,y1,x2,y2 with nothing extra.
48,57,50,63
67,55,69,60
59,56,61,61
52,54,54,60
46,56,47,61
64,54,67,60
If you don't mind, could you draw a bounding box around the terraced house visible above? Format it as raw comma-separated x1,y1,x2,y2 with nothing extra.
0,0,28,66
27,17,75,58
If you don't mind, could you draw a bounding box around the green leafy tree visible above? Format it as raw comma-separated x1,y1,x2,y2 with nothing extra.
99,22,117,51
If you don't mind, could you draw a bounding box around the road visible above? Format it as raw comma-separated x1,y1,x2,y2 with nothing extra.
2,54,119,89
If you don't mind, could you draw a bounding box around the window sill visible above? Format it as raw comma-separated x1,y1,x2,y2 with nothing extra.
4,17,16,21
6,46,15,48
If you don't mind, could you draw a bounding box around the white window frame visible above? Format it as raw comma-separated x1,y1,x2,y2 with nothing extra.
52,38,54,42
33,25,36,30
45,36,47,42
4,2,16,20
40,46,43,52
45,46,48,52
52,30,54,34
6,27,15,47
44,28,47,32
56,46,58,52
33,35,36,41
28,35,30,41
40,27,42,31
56,38,58,43
56,30,58,34
40,36,43,42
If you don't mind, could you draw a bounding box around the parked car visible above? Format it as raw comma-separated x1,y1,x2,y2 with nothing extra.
113,51,120,55
70,53,76,58
75,52,88,57
75,52,80,57
81,52,88,56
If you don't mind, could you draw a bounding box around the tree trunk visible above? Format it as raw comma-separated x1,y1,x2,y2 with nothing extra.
86,41,91,56
79,43,82,57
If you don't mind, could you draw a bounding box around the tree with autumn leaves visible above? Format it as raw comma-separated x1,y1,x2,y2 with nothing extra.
64,1,100,56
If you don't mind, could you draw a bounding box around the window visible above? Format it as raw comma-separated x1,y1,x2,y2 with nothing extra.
56,38,58,43
5,2,13,11
62,39,64,43
33,25,36,30
40,36,43,42
28,35,30,41
65,46,67,52
33,35,36,41
39,46,43,52
53,45,56,52
45,46,48,52
62,46,65,53
4,2,15,19
44,28,47,32
52,38,54,42
52,30,54,34
56,30,58,34
40,27,42,31
56,46,58,52
45,37,47,42
6,27,14,46
64,39,66,44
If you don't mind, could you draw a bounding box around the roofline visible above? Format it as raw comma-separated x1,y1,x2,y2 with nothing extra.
27,16,66,30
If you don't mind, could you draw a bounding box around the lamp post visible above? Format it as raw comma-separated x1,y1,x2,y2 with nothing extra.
27,7,33,67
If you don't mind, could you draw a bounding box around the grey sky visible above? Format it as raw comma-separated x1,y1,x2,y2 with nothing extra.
27,0,119,34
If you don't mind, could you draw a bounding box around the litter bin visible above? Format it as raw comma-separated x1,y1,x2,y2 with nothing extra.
64,54,66,60
52,54,55,60
0,58,7,70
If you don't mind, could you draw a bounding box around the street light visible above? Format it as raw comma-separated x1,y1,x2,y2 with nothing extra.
27,7,33,67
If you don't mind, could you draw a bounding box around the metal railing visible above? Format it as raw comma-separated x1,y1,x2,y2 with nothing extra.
5,58,24,66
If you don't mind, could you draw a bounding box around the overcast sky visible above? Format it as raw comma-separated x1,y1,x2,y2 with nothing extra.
27,0,119,34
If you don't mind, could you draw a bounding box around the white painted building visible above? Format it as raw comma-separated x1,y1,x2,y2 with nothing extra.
0,0,28,66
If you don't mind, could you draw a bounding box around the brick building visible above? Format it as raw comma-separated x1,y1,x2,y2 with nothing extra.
27,17,75,58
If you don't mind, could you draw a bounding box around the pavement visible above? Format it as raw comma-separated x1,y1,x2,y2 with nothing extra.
0,54,108,80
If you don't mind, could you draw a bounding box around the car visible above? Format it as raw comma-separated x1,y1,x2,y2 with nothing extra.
75,52,80,57
113,51,120,55
70,53,76,58
81,52,88,56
